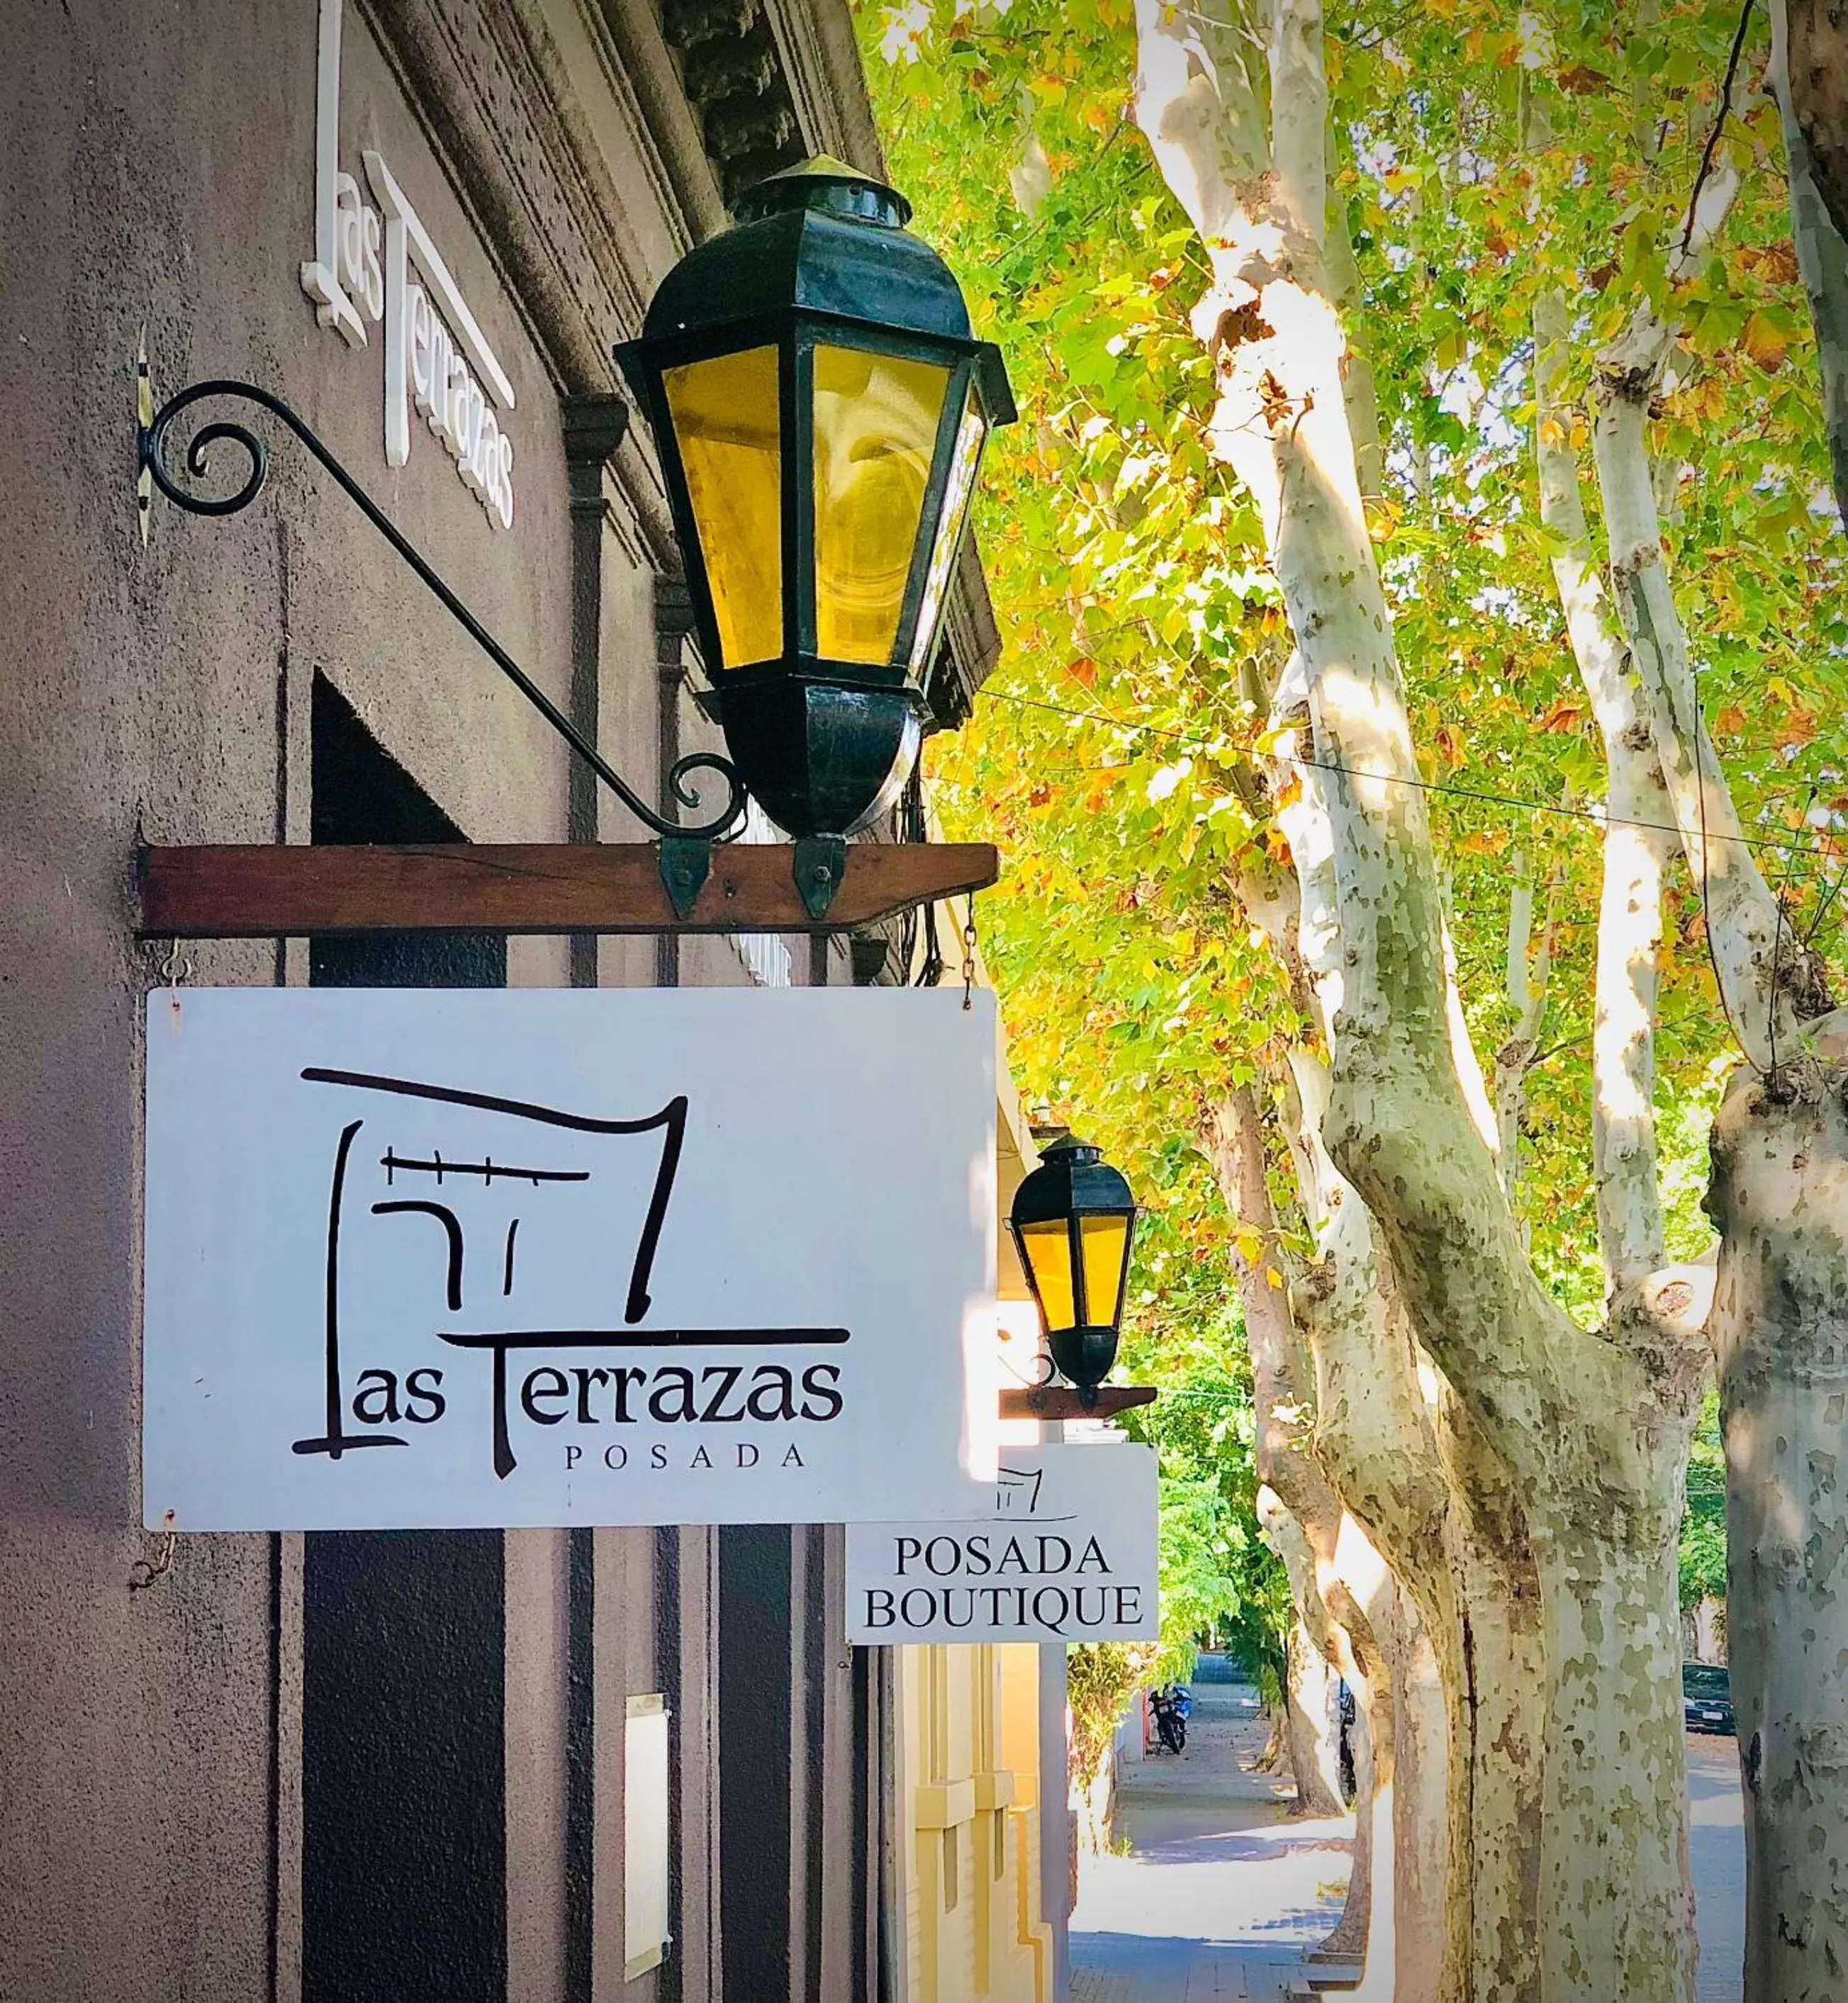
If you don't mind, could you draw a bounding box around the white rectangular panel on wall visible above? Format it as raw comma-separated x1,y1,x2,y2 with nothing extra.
624,1695,671,1980
142,987,997,1528
846,1442,1160,1644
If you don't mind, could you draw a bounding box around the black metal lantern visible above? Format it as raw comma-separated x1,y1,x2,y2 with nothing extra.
615,157,1015,846
1008,1137,1138,1404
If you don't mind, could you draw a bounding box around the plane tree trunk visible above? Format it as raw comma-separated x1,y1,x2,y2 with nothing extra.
1260,1490,1389,1973
1708,1027,1848,1991
1575,85,1848,1980
1215,1055,1540,2003
1285,1616,1348,1817
1134,5,1710,1995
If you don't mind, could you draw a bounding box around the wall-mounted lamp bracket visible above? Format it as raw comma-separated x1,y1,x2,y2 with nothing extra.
997,1386,1158,1421
135,840,999,938
135,364,747,843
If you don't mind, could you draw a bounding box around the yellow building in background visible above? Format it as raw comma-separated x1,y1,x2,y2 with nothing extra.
893,1636,1059,2002
890,941,1068,2003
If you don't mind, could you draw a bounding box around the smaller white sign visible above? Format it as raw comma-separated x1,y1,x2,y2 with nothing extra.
846,1443,1159,1646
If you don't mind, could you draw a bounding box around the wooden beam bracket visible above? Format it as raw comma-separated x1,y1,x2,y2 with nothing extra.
135,840,1000,939
997,1385,1158,1421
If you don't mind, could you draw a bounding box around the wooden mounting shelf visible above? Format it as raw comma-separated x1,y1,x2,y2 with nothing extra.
998,1385,1158,1421
136,841,999,938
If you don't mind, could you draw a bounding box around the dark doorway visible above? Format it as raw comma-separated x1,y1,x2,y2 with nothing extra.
719,1526,793,1996
308,676,505,991
301,677,509,2003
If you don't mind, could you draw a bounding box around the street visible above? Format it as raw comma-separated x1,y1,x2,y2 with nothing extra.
1073,1685,1747,2002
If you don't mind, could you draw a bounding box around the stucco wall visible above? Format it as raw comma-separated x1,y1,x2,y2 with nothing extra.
0,4,668,1995
895,1639,1057,2003
1,3,984,1996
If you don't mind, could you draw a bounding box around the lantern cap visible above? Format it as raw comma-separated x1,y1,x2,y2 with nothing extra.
733,156,913,230
1010,1134,1136,1229
631,162,990,364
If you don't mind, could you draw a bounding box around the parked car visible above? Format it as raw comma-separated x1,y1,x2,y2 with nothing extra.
1683,1663,1734,1736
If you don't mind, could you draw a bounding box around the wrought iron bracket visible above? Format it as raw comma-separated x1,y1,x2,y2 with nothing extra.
135,840,1002,937
135,363,747,844
793,834,849,922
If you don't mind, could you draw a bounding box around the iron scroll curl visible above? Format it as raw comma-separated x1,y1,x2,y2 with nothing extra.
139,379,748,842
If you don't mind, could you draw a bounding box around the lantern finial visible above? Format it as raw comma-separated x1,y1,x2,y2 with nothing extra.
734,157,912,228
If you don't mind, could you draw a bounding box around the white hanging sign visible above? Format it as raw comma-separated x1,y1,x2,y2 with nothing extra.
142,988,998,1529
845,1443,1159,1645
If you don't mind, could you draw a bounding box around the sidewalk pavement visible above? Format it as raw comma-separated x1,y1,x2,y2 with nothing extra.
1070,1682,1748,2003
1689,1734,1744,2003
1070,1683,1347,2003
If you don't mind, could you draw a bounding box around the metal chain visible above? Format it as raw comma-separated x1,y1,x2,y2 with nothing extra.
961,898,978,1012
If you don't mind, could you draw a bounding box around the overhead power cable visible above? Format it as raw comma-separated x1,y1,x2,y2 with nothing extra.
979,685,1844,871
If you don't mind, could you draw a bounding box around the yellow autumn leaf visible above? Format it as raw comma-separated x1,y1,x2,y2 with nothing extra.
1742,313,1788,374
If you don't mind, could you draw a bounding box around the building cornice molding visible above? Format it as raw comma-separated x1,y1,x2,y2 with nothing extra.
357,0,997,700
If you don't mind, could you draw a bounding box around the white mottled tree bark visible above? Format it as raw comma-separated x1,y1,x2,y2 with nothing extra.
1775,0,1848,527
1221,1088,1446,2000
1707,1018,1848,1992
1137,6,1708,1996
1284,1615,1348,1818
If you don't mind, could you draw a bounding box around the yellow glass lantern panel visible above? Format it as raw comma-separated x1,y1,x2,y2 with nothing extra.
907,396,986,671
813,344,951,664
1078,1215,1130,1329
662,346,783,667
1017,1219,1076,1336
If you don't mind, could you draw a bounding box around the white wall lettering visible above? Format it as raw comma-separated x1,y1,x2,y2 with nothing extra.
298,0,515,530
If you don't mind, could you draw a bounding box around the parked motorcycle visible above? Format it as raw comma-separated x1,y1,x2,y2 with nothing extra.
1150,1683,1193,1754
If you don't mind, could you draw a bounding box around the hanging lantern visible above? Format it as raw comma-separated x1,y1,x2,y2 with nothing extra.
615,157,1015,842
1008,1137,1138,1404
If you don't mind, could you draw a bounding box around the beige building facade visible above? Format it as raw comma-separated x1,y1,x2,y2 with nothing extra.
0,2,1037,1999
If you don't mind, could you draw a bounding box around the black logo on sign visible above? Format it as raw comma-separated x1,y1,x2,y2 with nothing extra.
291,1069,849,1478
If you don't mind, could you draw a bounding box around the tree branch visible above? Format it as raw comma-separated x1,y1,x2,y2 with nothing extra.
1444,913,1502,1158
1131,0,1269,245
1268,0,1328,250
1530,251,1674,1292
1210,1084,1323,1502
1492,853,1557,1211
1323,181,1385,505
1773,0,1848,530
1528,69,1780,1339
1594,372,1791,1073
